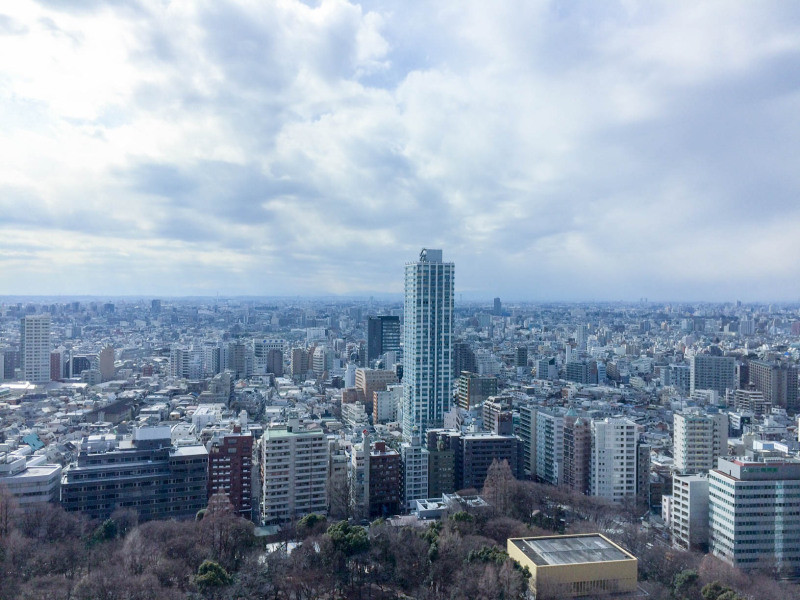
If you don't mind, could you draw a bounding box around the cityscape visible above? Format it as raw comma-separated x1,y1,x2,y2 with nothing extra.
3,1,800,600
2,248,800,599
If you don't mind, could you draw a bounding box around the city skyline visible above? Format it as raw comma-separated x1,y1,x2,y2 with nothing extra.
2,2,800,301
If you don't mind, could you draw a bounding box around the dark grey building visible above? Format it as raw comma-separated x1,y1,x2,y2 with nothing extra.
61,427,208,521
366,315,401,364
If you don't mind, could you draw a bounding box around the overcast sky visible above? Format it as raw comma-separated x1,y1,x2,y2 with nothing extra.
1,1,800,301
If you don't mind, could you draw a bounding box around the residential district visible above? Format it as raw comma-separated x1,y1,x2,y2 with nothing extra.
1,249,800,598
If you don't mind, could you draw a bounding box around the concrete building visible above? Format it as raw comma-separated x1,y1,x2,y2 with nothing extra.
563,412,591,496
207,425,254,519
536,410,564,486
690,354,736,396
482,395,513,435
355,368,398,415
452,342,476,378
507,534,638,599
0,446,62,512
403,248,454,439
536,357,557,381
673,410,728,475
662,364,691,397
426,429,456,497
99,345,115,382
456,371,498,410
369,441,402,517
458,431,520,491
733,388,771,416
20,314,50,383
401,432,429,510
61,427,208,521
373,383,402,424
518,404,538,479
591,418,638,503
748,359,799,413
671,474,709,551
254,339,284,375
366,316,401,365
709,457,800,574
290,348,310,378
259,419,328,524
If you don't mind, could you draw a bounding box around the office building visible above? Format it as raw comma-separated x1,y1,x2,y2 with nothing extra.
0,447,62,512
662,364,691,397
458,431,520,490
366,316,401,364
709,457,800,573
733,388,771,416
402,248,454,439
673,410,728,475
373,383,402,424
690,354,736,396
290,348,310,378
259,419,328,524
482,395,513,435
20,314,50,383
61,427,208,521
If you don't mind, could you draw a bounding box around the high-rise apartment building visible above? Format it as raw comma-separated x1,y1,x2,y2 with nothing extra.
563,412,591,496
20,314,50,383
673,410,728,475
671,474,709,551
709,457,800,574
355,368,398,415
591,418,638,503
366,316,401,365
258,419,328,524
690,354,736,396
452,342,476,377
99,345,115,382
207,426,254,520
403,248,454,439
748,359,799,412
401,432,429,510
536,410,565,485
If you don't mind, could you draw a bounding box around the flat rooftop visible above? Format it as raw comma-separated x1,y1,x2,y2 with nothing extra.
510,534,632,566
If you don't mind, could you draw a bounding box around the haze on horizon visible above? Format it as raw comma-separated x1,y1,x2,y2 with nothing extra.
1,1,800,302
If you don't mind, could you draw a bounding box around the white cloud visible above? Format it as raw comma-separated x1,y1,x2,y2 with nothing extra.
1,0,800,300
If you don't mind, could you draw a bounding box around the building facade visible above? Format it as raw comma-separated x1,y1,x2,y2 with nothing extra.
403,248,454,439
20,314,50,383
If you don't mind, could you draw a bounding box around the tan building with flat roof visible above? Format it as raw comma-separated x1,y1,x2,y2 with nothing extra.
507,533,638,599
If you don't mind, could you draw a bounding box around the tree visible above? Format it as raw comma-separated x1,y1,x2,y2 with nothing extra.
195,559,232,587
482,459,516,517
326,520,369,556
297,513,327,538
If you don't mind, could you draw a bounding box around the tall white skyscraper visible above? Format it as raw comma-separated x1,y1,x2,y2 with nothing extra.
20,314,51,383
403,248,454,439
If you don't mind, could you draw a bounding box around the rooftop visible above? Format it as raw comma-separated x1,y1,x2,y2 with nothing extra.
510,534,634,566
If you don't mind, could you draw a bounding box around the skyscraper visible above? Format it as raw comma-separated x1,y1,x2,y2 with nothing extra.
403,248,454,439
20,314,50,383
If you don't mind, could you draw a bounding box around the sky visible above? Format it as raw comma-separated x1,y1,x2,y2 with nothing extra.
1,1,800,301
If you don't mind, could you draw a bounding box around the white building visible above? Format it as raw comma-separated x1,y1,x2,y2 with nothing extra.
673,410,727,475
709,457,800,573
402,248,454,440
20,314,50,383
671,473,709,551
591,418,638,503
0,447,61,511
400,431,429,510
259,419,328,524
535,410,564,485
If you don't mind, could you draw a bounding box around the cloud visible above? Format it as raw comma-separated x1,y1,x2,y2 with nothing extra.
1,0,799,300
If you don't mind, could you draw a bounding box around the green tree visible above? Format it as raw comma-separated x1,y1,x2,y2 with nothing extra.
326,521,369,556
195,559,232,588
